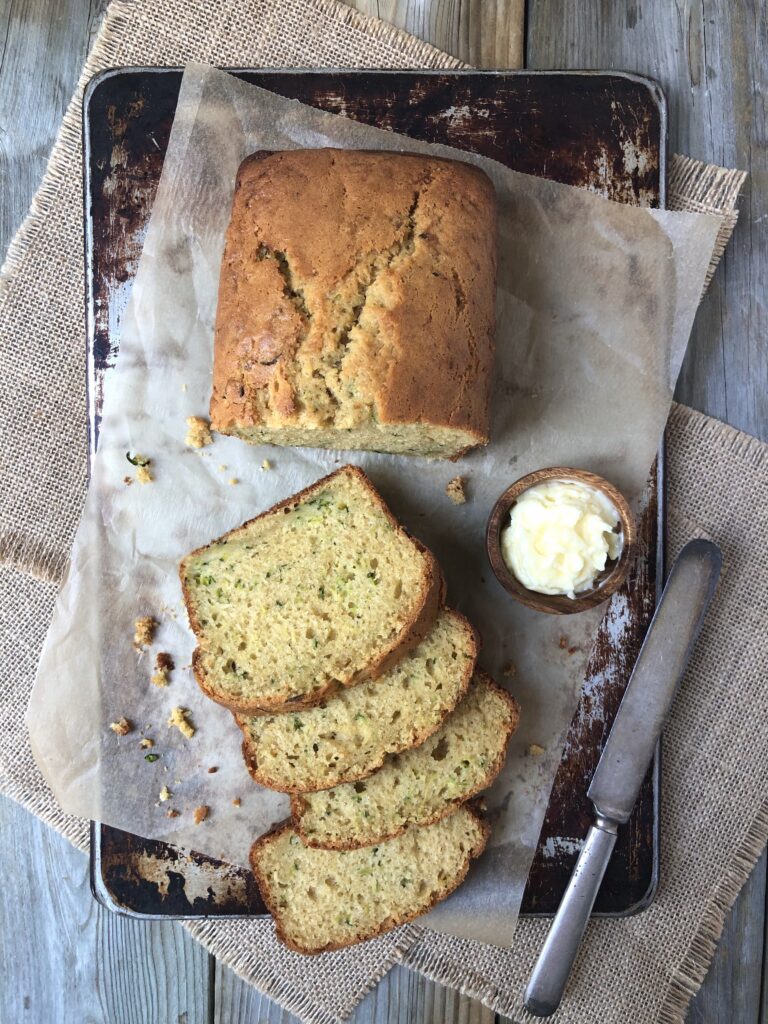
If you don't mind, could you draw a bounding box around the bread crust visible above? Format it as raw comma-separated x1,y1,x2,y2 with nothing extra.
291,670,520,848
235,609,479,792
179,464,441,714
210,149,497,459
249,806,490,955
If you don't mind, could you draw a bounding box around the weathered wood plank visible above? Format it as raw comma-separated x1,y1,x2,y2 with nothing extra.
685,851,767,1024
0,794,213,1024
0,0,96,243
215,959,495,1024
525,0,768,443
345,0,524,68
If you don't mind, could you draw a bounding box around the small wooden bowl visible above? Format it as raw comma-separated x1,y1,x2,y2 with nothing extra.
485,467,636,615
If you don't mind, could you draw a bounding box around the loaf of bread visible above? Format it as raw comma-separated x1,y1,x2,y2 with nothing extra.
292,671,519,848
180,465,441,713
211,149,497,460
251,806,489,954
236,608,477,792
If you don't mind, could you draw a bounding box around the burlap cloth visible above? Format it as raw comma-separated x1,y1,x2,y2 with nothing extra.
0,2,762,1022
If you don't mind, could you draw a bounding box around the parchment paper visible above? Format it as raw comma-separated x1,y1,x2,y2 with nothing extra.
26,64,720,946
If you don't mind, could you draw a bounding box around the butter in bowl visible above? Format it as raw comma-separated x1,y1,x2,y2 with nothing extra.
486,467,636,614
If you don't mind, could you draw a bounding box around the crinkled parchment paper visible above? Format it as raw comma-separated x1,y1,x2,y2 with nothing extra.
27,64,720,946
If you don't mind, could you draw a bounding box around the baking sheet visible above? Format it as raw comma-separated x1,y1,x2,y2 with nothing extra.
28,63,720,947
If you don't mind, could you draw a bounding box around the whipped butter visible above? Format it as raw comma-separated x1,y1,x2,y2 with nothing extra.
500,479,622,599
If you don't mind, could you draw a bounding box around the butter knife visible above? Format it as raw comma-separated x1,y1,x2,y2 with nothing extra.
524,538,722,1017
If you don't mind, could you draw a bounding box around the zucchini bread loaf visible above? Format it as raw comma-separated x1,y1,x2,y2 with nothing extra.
251,806,489,953
210,148,497,460
180,465,440,713
291,670,520,848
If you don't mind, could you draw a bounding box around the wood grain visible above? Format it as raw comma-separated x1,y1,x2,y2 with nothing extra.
526,0,768,443
215,960,495,1024
345,0,524,68
685,850,767,1024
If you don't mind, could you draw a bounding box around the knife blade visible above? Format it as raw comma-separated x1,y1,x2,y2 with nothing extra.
524,538,721,1017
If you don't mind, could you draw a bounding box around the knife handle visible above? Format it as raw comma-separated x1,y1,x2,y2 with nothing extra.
523,816,618,1017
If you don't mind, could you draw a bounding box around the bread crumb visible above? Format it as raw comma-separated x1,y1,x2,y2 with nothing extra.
232,797,241,807
445,476,467,505
109,717,132,736
207,766,218,774
133,615,157,649
502,662,517,678
261,459,271,470
159,785,172,802
123,475,134,486
218,464,227,471
151,651,174,687
527,743,546,756
228,477,238,486
166,808,180,818
193,805,209,825
185,415,212,448
127,452,152,483
139,738,154,749
168,707,195,738
180,382,187,393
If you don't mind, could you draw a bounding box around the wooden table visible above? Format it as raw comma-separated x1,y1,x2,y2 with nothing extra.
1,1,765,1021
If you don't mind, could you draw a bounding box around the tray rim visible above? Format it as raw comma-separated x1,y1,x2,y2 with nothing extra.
83,64,666,922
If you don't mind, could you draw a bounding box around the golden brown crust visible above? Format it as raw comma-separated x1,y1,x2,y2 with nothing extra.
210,149,497,456
179,464,441,714
237,610,479,792
291,669,520,848
249,807,490,955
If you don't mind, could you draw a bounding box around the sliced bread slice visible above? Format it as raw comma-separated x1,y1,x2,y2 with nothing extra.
180,465,441,713
236,608,477,792
250,805,489,954
292,671,520,849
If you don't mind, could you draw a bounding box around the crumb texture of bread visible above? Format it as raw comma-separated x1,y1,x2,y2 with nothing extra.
168,707,195,738
151,651,174,687
251,806,488,954
186,415,213,448
133,616,156,648
237,608,477,792
210,149,497,460
180,466,440,713
445,476,467,504
293,671,519,847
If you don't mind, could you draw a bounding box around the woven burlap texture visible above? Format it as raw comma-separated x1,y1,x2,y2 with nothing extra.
0,1,760,1023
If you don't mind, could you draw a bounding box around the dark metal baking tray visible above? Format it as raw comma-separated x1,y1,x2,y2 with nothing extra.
84,67,665,921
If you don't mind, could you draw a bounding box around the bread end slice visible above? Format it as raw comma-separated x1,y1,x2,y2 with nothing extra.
250,805,489,954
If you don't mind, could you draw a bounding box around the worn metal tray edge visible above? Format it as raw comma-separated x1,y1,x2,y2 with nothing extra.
84,65,666,921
